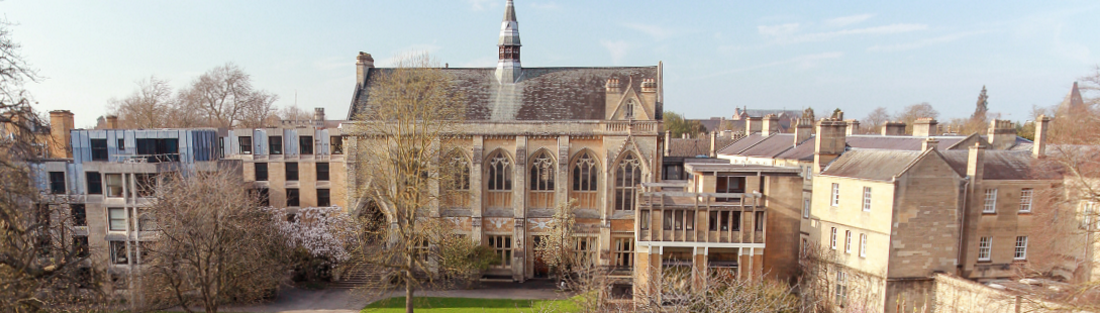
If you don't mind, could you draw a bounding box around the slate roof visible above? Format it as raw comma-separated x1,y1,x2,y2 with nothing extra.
717,134,766,155
821,149,927,181
349,67,659,121
844,135,967,151
667,138,709,157
940,150,1059,180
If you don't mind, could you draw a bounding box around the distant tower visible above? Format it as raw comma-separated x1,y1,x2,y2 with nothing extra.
495,0,522,83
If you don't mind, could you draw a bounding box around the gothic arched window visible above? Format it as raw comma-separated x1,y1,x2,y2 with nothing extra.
444,150,470,207
614,153,642,211
624,100,635,119
528,150,555,209
485,150,513,208
571,150,600,209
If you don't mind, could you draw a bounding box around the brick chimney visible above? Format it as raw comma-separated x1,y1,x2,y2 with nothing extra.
761,114,779,136
1033,115,1050,158
987,119,1016,150
48,110,74,158
845,119,860,135
105,115,119,129
913,118,938,137
745,116,763,134
356,52,375,86
882,122,905,136
793,117,813,147
814,119,847,172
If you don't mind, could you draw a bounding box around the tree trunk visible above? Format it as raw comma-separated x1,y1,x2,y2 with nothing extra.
406,255,415,313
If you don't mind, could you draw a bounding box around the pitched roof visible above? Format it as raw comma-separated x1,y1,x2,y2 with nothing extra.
737,134,797,158
939,150,1059,180
821,149,927,181
717,134,766,155
845,135,967,150
348,67,659,121
667,138,709,157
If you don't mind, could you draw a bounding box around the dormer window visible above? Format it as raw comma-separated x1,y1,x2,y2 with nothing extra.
625,100,635,119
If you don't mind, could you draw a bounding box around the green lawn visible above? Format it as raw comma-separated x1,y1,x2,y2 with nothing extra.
362,297,577,313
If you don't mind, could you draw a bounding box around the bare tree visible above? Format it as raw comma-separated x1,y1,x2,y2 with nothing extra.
632,268,803,313
108,76,176,129
177,64,278,128
277,104,313,123
894,102,940,134
0,19,107,313
861,107,891,134
345,53,480,313
140,168,288,313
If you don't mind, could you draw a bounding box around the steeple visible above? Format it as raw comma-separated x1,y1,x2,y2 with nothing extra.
495,0,522,83
1058,81,1085,115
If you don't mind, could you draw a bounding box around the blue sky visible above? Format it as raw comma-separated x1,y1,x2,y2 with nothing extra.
5,0,1099,127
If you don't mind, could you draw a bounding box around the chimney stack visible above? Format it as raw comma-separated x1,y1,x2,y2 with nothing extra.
794,116,813,147
762,114,779,136
814,119,847,173
845,119,860,135
48,110,74,158
1033,115,1050,158
709,131,718,157
967,142,985,181
987,119,1016,150
664,131,672,156
105,115,119,129
356,52,375,86
913,118,938,137
922,137,939,151
745,116,763,134
882,122,906,136
313,108,325,121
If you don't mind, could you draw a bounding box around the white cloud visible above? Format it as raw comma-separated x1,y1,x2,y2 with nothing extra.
758,23,800,37
623,23,677,41
600,40,631,65
824,14,875,27
467,0,494,11
867,31,986,52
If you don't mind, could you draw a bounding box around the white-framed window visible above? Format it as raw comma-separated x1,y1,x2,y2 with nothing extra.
844,230,852,253
613,237,634,268
831,183,840,207
859,233,867,258
835,271,848,306
862,187,872,212
1019,188,1033,213
830,227,838,250
1014,236,1028,260
978,236,992,261
983,189,998,213
108,208,127,231
803,199,811,218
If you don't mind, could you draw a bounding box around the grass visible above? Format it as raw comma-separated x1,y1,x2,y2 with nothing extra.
361,297,578,313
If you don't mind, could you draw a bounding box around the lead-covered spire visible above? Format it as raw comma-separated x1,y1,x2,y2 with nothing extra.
496,0,522,83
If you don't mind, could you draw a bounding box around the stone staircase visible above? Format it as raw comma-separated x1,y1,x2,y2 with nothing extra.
329,269,378,289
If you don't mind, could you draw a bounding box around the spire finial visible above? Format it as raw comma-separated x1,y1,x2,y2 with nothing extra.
496,0,522,83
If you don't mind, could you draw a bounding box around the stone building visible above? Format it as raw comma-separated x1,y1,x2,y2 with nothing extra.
221,108,348,210
343,0,662,291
